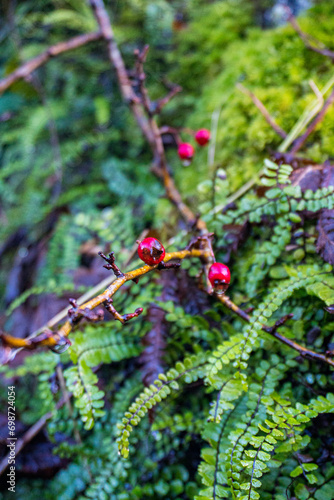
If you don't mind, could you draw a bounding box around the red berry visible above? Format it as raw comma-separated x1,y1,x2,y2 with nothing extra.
208,263,231,294
195,129,210,146
137,237,166,266
178,143,195,161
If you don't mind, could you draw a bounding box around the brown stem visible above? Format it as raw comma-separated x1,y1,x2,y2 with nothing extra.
89,0,202,230
104,297,143,324
153,85,182,115
88,0,155,146
289,14,334,61
290,87,334,154
0,396,66,477
216,296,334,367
0,248,211,352
237,83,287,139
0,32,102,95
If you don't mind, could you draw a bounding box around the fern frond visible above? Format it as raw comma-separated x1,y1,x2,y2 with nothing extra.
65,325,141,429
235,393,334,500
117,352,207,458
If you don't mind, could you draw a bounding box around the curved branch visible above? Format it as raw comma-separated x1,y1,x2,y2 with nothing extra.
290,87,334,154
216,297,334,367
237,83,287,138
289,14,334,61
0,248,211,352
0,31,102,94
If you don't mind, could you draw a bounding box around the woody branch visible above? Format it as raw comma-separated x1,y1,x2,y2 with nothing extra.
0,248,212,351
0,31,103,94
1,0,333,369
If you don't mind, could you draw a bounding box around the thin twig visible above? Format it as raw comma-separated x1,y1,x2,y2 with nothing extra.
216,298,334,367
289,14,334,61
0,397,66,476
0,31,103,94
153,84,182,115
88,0,154,146
0,248,212,351
237,83,287,139
290,87,334,154
89,0,204,230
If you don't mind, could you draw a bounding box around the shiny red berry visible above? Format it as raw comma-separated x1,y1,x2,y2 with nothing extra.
178,143,195,161
208,263,231,294
195,129,210,146
137,237,165,266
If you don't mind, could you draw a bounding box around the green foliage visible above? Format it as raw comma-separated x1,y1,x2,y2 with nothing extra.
64,324,141,429
117,351,207,458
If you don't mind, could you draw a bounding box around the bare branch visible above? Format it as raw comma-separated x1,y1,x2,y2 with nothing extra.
290,86,334,154
237,83,287,138
289,14,334,61
88,0,155,146
153,84,182,115
0,397,66,477
104,298,143,324
0,31,102,95
217,296,334,367
0,247,212,353
89,0,203,230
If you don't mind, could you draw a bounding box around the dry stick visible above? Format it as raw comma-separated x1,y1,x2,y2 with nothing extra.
289,14,334,61
236,83,287,139
215,296,334,367
0,31,103,94
290,87,334,154
88,0,154,147
0,396,66,477
89,0,203,230
154,84,182,115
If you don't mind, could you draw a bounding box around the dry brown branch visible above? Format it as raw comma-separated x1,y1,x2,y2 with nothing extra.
218,300,334,367
237,83,287,138
289,14,334,61
0,397,66,476
0,248,212,352
0,31,102,94
89,0,204,230
290,87,334,154
153,83,182,115
88,0,154,146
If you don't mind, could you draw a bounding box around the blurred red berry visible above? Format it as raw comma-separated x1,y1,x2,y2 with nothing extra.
208,262,230,294
195,129,210,146
178,143,194,161
137,237,166,266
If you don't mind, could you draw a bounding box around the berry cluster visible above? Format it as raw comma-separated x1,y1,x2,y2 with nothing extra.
137,237,230,294
178,128,210,166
